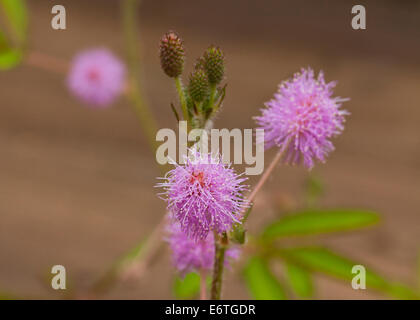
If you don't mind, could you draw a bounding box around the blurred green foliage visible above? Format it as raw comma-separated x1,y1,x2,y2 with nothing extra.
285,262,313,299
243,256,286,300
262,209,379,239
304,173,324,207
0,0,26,70
242,206,419,300
0,291,18,300
173,272,201,299
277,247,418,299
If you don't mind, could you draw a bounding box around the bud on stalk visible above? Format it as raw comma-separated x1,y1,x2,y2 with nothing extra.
203,46,224,85
188,69,209,103
159,31,185,78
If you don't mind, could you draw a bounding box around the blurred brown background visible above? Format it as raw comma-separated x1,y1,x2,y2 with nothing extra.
1,0,419,299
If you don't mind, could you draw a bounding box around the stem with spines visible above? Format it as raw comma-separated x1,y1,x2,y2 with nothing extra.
211,232,227,300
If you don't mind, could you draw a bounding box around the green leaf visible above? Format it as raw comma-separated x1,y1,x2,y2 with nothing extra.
285,263,313,298
263,209,379,240
243,256,286,300
0,0,27,44
277,247,419,299
0,5,24,71
173,272,201,299
0,46,22,70
0,291,17,300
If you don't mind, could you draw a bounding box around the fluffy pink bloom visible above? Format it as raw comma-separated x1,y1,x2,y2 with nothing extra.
165,219,240,277
67,49,126,107
255,68,349,169
157,151,248,240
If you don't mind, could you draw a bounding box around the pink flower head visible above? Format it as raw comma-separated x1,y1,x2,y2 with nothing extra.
67,49,126,107
255,68,349,169
165,219,240,277
157,151,248,240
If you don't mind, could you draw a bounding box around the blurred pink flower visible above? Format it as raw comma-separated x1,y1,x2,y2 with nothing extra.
165,218,240,277
67,48,126,107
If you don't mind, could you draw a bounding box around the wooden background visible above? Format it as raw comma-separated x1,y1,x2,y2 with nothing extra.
0,0,419,299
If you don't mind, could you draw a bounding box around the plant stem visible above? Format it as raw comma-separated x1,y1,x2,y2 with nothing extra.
25,51,69,74
174,77,189,121
22,1,166,298
246,148,285,205
87,0,166,297
122,0,159,154
120,216,167,280
211,232,227,300
90,210,167,295
208,149,286,299
200,269,207,300
240,148,286,223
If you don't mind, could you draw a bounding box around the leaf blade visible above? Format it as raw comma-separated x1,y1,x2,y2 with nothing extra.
263,209,380,240
0,46,22,70
285,263,313,299
0,0,27,44
173,272,201,300
243,256,286,300
277,247,418,299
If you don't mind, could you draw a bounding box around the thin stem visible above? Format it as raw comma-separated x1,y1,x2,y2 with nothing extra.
207,149,286,299
25,51,69,74
129,91,160,153
91,216,166,295
122,0,160,154
210,232,227,300
120,216,167,280
87,0,166,296
247,148,285,204
174,77,189,121
20,1,166,298
200,269,207,300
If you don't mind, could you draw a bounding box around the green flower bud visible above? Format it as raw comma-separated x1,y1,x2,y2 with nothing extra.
203,46,224,85
159,31,185,78
188,69,209,103
193,57,205,71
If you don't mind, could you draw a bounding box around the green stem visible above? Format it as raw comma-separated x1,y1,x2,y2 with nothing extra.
174,77,189,122
211,232,227,300
122,0,159,154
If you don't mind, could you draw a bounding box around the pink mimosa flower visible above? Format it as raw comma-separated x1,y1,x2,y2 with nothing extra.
157,151,248,240
255,68,349,169
67,49,126,107
165,219,240,277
